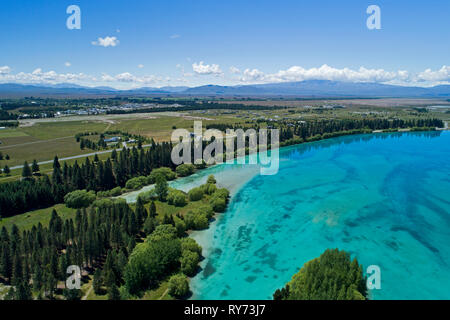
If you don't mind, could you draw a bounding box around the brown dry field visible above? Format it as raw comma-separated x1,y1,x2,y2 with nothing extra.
216,98,450,108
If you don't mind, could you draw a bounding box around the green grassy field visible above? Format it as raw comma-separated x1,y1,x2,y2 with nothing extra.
0,113,243,171
0,150,115,182
142,279,174,300
0,204,77,231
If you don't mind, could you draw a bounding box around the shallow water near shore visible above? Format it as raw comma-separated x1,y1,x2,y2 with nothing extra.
187,131,450,300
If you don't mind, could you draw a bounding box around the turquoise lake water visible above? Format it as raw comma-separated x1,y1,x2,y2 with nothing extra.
121,131,450,299
183,131,450,300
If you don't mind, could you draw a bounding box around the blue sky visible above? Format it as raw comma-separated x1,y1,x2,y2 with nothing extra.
0,0,448,88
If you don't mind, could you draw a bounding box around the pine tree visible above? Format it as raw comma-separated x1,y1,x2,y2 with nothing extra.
128,211,138,236
44,270,56,299
149,200,157,218
21,161,32,179
33,264,43,291
103,159,115,190
12,252,23,285
155,175,168,201
3,165,10,175
0,243,12,279
111,149,117,161
31,159,40,174
144,216,156,234
108,283,120,300
53,156,60,170
16,280,32,300
93,269,103,294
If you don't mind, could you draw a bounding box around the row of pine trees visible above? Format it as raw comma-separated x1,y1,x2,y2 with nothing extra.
0,197,159,300
0,140,174,217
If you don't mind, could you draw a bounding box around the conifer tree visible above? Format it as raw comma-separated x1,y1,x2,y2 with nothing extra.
32,159,40,174
93,269,103,294
21,161,32,179
108,283,120,300
149,201,157,218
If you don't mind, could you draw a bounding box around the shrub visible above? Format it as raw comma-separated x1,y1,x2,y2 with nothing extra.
181,238,202,256
109,186,123,197
184,205,215,230
97,186,123,198
188,187,204,201
173,216,187,236
125,176,149,190
180,250,200,276
208,188,229,212
148,167,176,183
137,189,157,204
207,175,216,184
197,205,215,219
167,189,187,207
124,239,181,295
192,212,208,230
201,183,217,195
214,188,230,199
176,164,195,177
147,224,178,242
168,274,189,298
64,190,96,209
210,197,226,212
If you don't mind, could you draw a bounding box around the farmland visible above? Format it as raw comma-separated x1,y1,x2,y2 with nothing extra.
0,112,242,180
0,100,449,184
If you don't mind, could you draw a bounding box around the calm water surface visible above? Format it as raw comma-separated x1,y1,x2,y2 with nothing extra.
124,131,450,299
188,131,450,300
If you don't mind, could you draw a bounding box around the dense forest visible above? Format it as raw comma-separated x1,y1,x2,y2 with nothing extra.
273,249,367,300
0,175,229,300
0,110,18,121
0,121,19,127
0,141,173,217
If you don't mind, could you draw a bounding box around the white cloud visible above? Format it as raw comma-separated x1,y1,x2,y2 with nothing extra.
0,68,94,84
417,65,450,82
137,64,144,69
114,72,135,82
65,62,71,67
170,34,181,39
101,72,163,84
241,68,265,81
192,61,223,75
229,66,241,74
101,74,115,82
0,65,448,88
238,64,417,84
92,36,119,47
0,66,11,74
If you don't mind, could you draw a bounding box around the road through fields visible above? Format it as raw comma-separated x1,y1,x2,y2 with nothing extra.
8,144,152,170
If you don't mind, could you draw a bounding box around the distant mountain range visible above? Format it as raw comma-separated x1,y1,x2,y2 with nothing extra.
0,80,449,98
